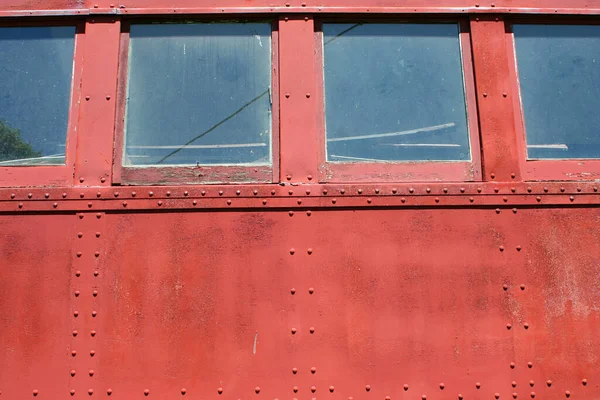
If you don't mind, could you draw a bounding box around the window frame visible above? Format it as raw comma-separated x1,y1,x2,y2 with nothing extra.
0,19,84,188
112,18,280,186
508,17,600,181
314,17,482,183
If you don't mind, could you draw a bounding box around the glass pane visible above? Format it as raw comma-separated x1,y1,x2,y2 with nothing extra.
0,27,75,166
514,25,600,160
125,23,272,166
323,23,470,163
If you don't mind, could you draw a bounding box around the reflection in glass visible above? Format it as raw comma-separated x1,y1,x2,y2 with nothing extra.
124,23,272,166
323,23,470,162
514,25,600,159
0,27,75,166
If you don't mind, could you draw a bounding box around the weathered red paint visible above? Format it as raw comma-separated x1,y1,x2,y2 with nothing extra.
1,2,600,400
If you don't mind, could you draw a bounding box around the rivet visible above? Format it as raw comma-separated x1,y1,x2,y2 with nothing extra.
94,271,99,277
511,173,516,179
235,190,241,196
594,187,598,192
392,188,398,194
536,196,541,202
409,188,414,193
570,196,575,202
100,177,106,183
520,284,525,290
477,187,482,193
510,362,515,368
560,187,565,192
91,330,96,337
565,391,570,398
332,198,337,204
290,248,295,255
358,189,363,194
255,387,261,394
18,203,23,209
74,310,79,317
516,246,522,251
166,191,171,197
122,201,127,207
469,197,474,202
77,252,82,258
527,187,532,193
309,327,315,333
530,381,535,387
86,95,91,100
71,370,76,376
293,387,299,393
376,188,380,194
512,381,517,388
181,388,187,395
443,188,448,193
528,361,533,368
76,271,81,277
292,367,298,374
460,187,465,193
33,390,39,396
95,251,100,257
401,197,406,203
201,191,206,196
285,93,290,98
307,175,313,180
306,189,311,195
476,382,481,389
483,92,488,98
365,385,371,392
503,284,508,290
114,192,120,197
219,190,224,196
297,199,302,205
503,92,508,97
80,177,84,183
312,386,317,393
511,187,516,193
491,173,496,179
158,201,163,206
89,370,94,376
93,290,98,297
403,384,409,391
227,200,232,205
262,200,267,205
149,191,155,197
507,323,512,329
288,190,293,195
582,379,588,386
340,189,346,194
73,330,78,336
75,290,80,297
439,383,445,390
435,197,440,203
309,288,314,294
422,395,427,400
496,208,501,214
495,394,500,399
92,311,97,317
458,395,464,399
291,328,297,334
144,389,149,396
106,95,111,100
530,392,535,398
272,190,277,195
367,198,372,204
524,322,529,329
72,350,77,356
385,397,390,400
323,189,328,195
513,208,517,214
107,389,112,395
218,388,223,394
307,248,313,254
90,350,96,356
577,187,582,192
10,193,15,199
495,188,500,195
547,380,552,387
311,367,316,373
25,193,31,199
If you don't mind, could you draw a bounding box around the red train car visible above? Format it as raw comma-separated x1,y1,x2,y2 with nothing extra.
1,0,600,399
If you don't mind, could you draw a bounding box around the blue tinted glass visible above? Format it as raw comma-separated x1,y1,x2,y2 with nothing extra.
323,23,470,162
0,27,75,166
125,23,272,166
515,25,600,159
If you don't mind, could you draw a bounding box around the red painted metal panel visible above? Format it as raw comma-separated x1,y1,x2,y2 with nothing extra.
74,18,120,187
279,16,320,183
0,215,75,398
37,208,595,399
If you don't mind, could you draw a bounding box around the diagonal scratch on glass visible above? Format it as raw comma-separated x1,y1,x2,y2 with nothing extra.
156,24,362,164
156,89,270,164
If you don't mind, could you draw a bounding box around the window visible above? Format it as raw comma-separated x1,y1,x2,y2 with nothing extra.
322,23,471,163
123,22,273,168
0,26,75,166
514,24,600,160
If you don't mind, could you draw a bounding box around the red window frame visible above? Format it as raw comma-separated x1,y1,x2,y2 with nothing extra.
313,18,482,183
507,17,600,181
112,18,280,186
0,20,84,188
